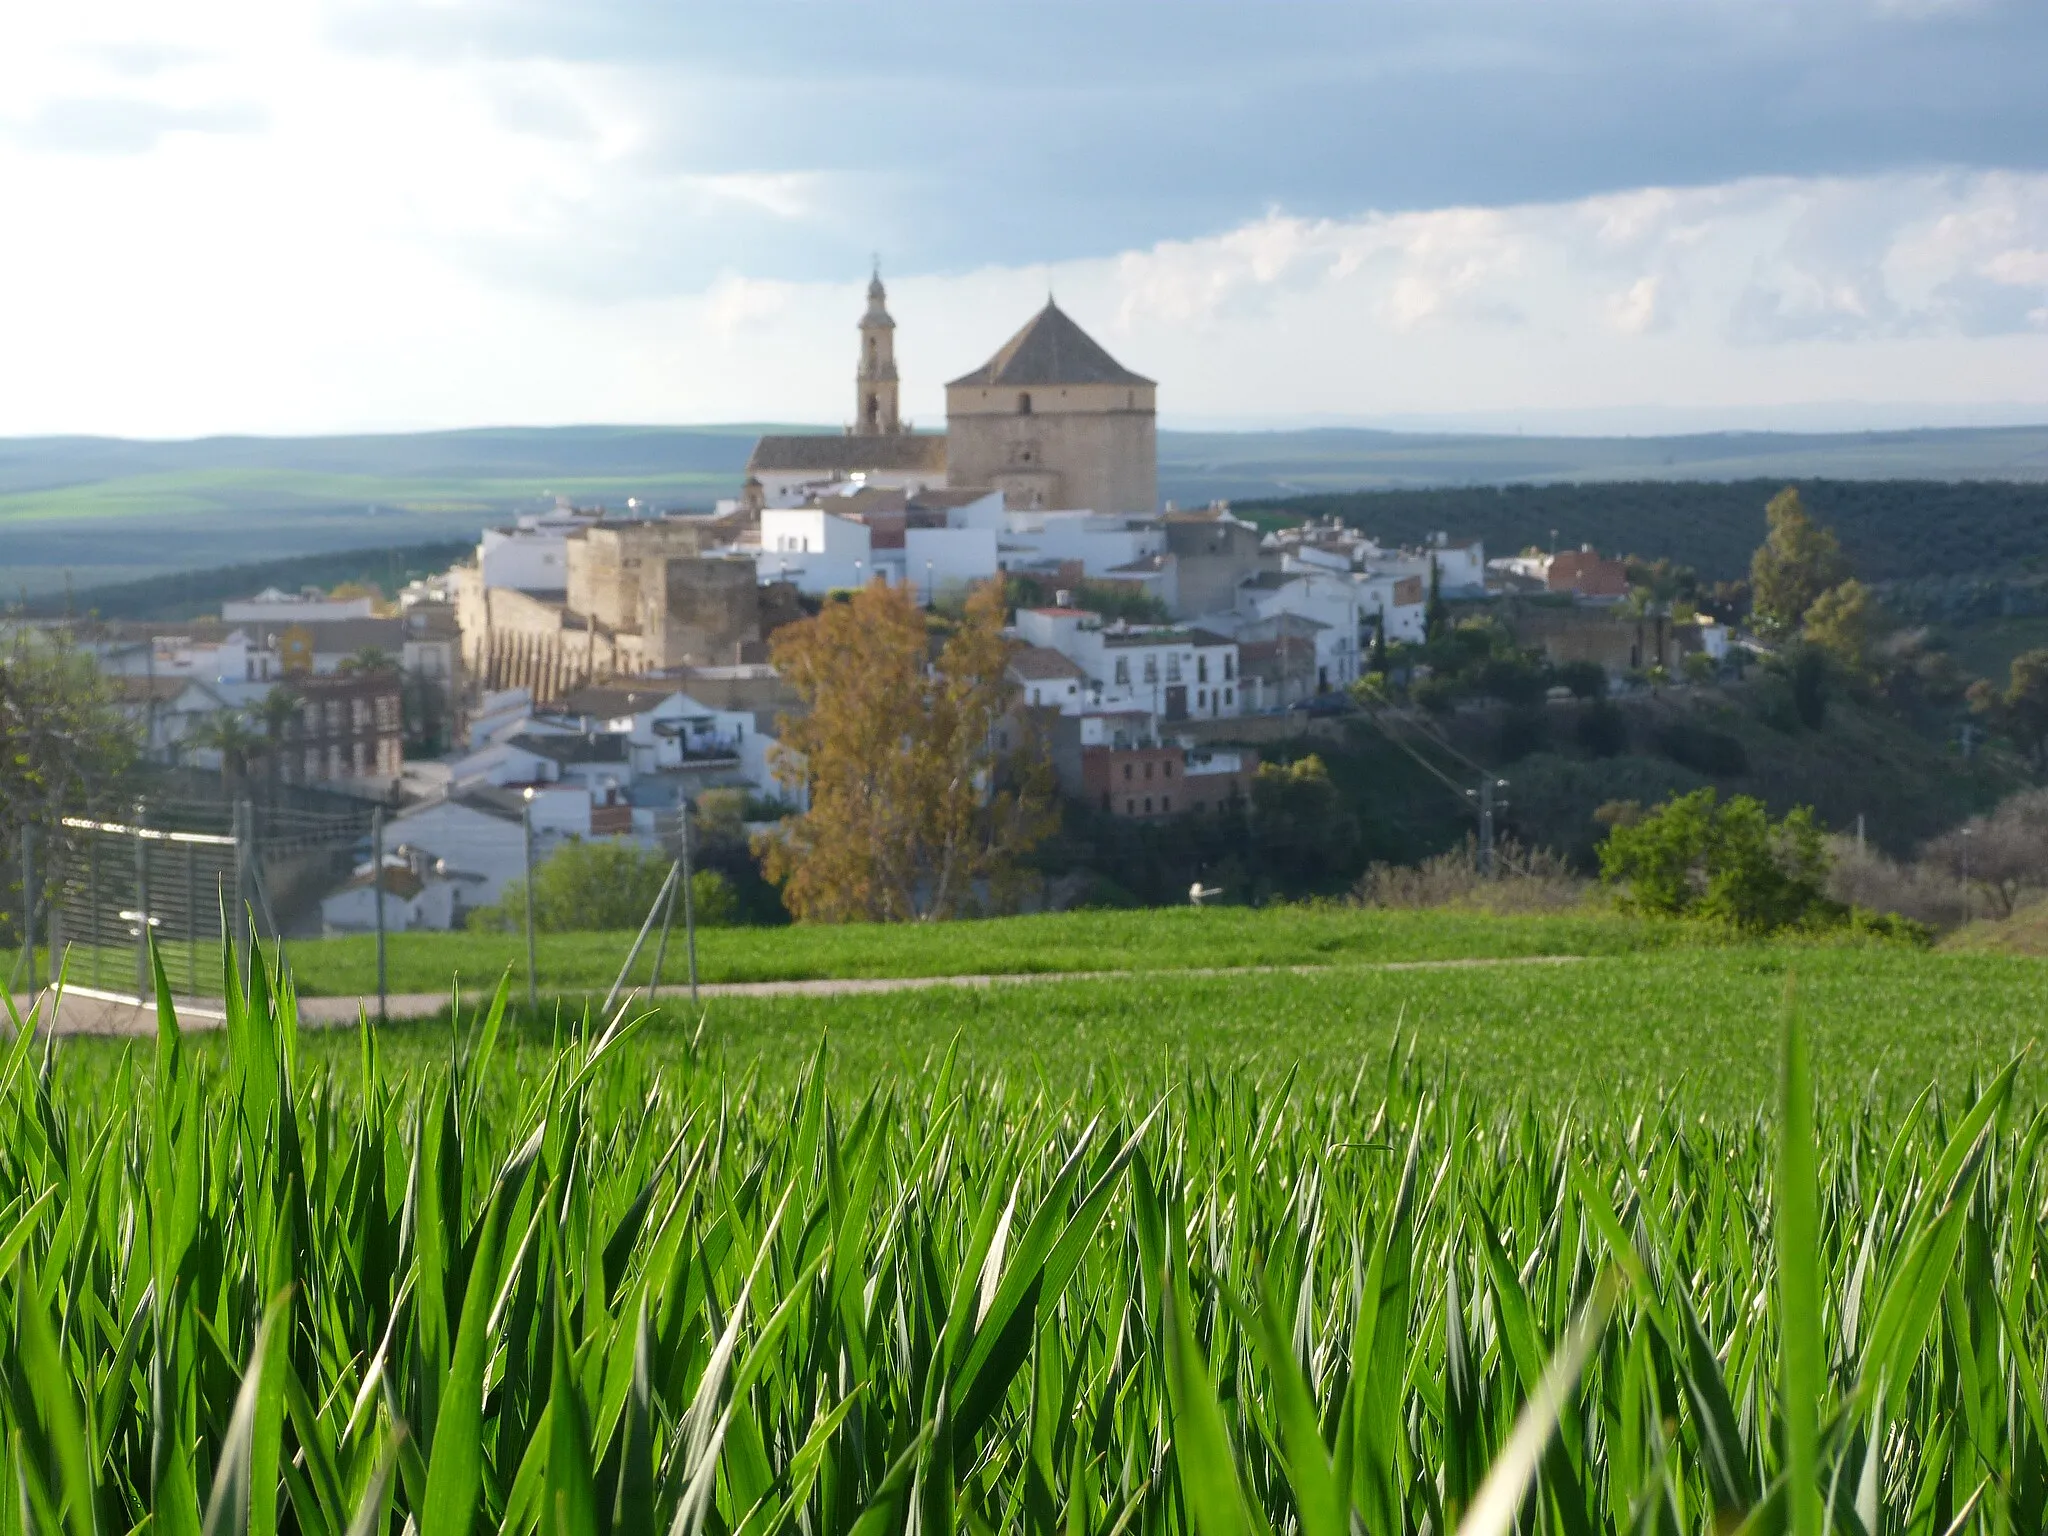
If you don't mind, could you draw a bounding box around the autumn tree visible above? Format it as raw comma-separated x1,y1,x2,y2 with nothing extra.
758,579,1057,922
1750,487,1850,636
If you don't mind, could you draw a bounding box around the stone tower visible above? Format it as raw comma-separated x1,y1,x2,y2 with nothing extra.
855,266,900,436
945,299,1156,513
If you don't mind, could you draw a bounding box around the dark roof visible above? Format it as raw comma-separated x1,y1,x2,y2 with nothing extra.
552,684,682,720
948,301,1154,389
1241,571,1300,591
1007,645,1087,682
112,675,217,705
1184,628,1237,648
747,433,947,475
507,732,628,765
238,617,408,652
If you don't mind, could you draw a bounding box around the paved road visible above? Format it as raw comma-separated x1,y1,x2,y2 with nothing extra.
11,955,1584,1036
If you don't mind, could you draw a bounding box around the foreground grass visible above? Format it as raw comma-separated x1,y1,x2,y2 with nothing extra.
10,903,1688,998
7,943,2045,1532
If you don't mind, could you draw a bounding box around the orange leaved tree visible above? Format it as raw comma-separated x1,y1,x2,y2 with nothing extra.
758,578,1057,921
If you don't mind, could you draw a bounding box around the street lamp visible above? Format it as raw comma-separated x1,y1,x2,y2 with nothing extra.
925,559,934,606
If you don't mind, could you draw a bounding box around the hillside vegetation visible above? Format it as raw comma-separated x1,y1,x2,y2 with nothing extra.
1238,477,2048,581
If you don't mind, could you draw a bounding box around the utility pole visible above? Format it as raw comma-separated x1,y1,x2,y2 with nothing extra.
1466,776,1510,877
371,806,388,1024
521,788,538,1015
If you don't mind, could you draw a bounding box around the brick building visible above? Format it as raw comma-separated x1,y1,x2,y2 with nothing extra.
284,673,404,786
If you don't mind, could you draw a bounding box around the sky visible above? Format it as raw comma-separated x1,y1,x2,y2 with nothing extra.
2,0,2045,438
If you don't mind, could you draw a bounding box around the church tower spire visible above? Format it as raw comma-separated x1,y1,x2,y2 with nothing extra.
855,262,900,436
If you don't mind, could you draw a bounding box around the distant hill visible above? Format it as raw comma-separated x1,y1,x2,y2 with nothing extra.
3,421,2045,595
1236,478,2048,583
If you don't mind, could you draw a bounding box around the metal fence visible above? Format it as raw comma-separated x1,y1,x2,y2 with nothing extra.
12,796,366,1006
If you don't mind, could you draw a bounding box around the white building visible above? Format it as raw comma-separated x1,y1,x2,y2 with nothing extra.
1014,608,1242,722
1231,569,1364,691
222,589,376,624
755,507,876,595
476,505,603,593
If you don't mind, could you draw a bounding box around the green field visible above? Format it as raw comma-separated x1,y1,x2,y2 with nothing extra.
7,925,2047,1531
10,904,1686,998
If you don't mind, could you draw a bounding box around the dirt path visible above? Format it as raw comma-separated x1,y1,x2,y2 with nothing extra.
13,955,1586,1037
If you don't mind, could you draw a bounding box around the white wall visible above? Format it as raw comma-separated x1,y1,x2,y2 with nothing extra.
756,509,875,594
385,801,528,906
905,526,999,601
479,526,570,592
223,595,375,622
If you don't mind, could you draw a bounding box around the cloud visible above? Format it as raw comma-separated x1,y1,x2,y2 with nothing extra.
11,96,266,155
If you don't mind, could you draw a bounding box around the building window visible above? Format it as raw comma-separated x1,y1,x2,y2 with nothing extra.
1197,690,1206,708
1166,655,1181,682
1144,797,1152,814
1162,795,1170,813
1198,656,1209,684
1123,763,1133,781
1144,761,1153,781
1225,688,1234,707
1164,761,1173,778
1114,658,1129,686
1018,392,1032,415
1224,655,1236,681
1143,657,1158,684
1126,799,1136,814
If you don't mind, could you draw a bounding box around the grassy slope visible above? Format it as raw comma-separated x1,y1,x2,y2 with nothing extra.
8,904,1678,998
236,944,2048,1118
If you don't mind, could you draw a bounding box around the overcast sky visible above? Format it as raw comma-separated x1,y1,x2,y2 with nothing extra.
3,0,2045,437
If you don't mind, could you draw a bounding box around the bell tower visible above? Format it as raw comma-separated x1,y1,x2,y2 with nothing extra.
855,264,900,436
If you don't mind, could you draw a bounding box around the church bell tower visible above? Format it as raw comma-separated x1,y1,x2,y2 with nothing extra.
855,265,901,436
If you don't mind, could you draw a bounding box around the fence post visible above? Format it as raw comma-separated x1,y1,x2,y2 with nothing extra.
88,830,101,990
679,799,699,1007
521,789,537,1017
233,799,252,961
134,799,150,997
371,806,388,1025
185,842,199,997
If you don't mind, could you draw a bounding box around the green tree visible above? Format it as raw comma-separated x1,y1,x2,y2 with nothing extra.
1969,648,2048,771
1250,754,1360,892
1801,578,1886,681
477,840,736,932
1424,557,1449,640
1598,787,1835,934
184,708,265,792
1750,487,1850,637
0,628,140,946
339,645,399,676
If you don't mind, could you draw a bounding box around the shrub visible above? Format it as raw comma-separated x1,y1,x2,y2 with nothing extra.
1353,835,1587,913
1554,659,1608,699
474,840,737,932
1598,787,1838,935
1652,722,1749,777
1576,700,1629,757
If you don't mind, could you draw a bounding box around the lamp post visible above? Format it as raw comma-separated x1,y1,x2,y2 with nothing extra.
1961,824,1974,922
925,559,934,606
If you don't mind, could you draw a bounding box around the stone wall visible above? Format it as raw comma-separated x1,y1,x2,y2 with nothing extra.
641,557,760,669
946,381,1157,514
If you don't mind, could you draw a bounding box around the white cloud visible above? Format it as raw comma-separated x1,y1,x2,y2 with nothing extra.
0,1,2042,437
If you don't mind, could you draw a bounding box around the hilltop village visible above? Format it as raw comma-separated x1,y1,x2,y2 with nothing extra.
38,273,1722,932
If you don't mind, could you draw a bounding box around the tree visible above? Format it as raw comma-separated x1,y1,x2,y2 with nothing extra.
0,628,139,946
1802,578,1887,682
1750,487,1850,637
1969,649,2048,770
256,685,302,796
758,579,1057,922
476,840,735,932
1921,789,2048,918
340,646,399,676
184,708,265,792
1598,787,1836,934
1249,754,1360,891
1424,557,1449,641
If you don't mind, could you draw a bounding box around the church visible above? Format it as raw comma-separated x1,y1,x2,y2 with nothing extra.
746,270,1158,514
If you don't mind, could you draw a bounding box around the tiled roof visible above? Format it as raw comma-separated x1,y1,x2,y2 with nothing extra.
1008,645,1087,682
948,302,1154,389
747,433,947,475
